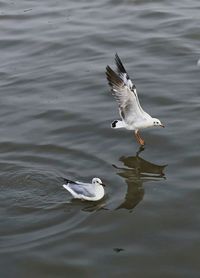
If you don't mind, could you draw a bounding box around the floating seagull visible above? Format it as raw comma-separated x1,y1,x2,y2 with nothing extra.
106,54,164,146
62,177,105,201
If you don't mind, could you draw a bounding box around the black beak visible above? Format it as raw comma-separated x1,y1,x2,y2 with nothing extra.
101,183,106,187
160,124,165,128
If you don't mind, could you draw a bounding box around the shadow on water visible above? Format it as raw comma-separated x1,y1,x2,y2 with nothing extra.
72,198,109,213
113,146,167,211
67,194,109,212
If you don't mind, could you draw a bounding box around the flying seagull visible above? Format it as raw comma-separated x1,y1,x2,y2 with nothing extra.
62,177,105,201
106,54,164,146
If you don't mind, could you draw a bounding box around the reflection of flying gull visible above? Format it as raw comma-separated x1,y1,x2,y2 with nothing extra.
113,148,167,210
62,177,105,201
106,54,164,146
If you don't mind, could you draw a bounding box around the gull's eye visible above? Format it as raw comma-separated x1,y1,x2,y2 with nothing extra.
157,122,159,124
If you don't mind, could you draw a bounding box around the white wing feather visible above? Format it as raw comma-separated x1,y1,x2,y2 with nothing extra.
106,62,151,125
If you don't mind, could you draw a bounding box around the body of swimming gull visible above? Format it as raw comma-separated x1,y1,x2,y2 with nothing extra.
62,177,105,201
106,54,164,146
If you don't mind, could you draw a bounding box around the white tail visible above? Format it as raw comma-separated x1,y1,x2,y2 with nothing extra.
111,120,125,129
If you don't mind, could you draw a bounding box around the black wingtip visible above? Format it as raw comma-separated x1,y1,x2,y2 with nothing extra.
114,53,127,74
111,120,118,128
105,65,124,88
63,177,74,184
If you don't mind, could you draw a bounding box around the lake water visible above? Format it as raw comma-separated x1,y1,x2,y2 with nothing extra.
0,0,200,277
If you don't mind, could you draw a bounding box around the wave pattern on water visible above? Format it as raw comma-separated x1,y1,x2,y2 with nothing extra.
0,0,200,277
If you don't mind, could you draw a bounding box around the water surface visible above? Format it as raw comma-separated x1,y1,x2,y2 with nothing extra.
0,0,200,277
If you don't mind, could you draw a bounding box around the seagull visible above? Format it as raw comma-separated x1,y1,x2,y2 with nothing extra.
106,54,164,146
62,177,105,201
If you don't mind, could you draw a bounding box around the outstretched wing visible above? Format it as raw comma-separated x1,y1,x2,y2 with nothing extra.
115,53,134,90
106,66,146,124
106,54,151,124
115,54,150,117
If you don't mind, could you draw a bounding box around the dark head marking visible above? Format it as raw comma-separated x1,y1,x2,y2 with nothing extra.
111,120,118,128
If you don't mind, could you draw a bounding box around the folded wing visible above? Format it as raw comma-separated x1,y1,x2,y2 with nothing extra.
67,182,95,197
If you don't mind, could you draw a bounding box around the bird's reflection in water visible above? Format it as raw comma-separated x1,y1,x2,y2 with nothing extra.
81,200,108,212
113,146,167,211
68,198,108,212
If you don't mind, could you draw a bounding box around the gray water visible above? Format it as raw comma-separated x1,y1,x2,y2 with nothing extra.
0,0,200,277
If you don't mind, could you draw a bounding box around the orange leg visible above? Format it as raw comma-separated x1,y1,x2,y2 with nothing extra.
134,130,145,146
134,131,140,145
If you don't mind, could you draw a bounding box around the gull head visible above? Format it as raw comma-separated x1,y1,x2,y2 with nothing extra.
92,178,106,187
152,118,165,128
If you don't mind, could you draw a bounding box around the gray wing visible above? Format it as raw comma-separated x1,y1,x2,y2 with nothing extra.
68,182,95,197
106,54,151,124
